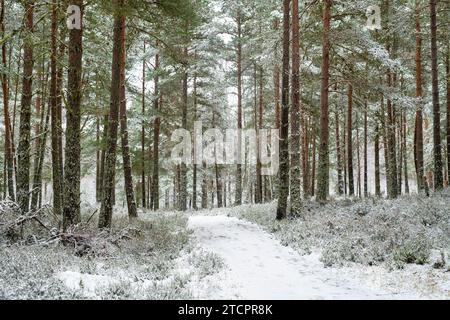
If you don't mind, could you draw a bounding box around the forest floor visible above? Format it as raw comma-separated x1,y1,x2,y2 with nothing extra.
0,191,449,299
188,192,450,299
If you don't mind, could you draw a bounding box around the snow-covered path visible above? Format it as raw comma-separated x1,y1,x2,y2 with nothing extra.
188,215,414,300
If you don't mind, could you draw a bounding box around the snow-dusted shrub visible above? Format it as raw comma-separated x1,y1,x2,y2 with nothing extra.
188,250,225,278
391,235,431,268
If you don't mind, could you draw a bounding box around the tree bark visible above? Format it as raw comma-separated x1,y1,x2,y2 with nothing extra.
119,17,137,219
276,0,290,220
151,49,160,211
347,83,354,196
429,0,443,190
17,0,34,212
317,0,331,203
0,0,14,201
50,0,64,216
290,0,301,213
179,47,188,211
141,41,146,208
99,2,124,229
63,0,83,229
335,108,343,195
235,9,243,206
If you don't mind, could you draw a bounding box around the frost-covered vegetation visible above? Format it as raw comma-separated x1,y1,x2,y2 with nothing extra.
0,204,224,300
202,191,450,271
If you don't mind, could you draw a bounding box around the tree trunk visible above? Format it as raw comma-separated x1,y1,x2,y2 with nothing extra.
151,49,160,211
202,161,207,209
347,83,354,196
141,41,146,208
447,47,450,182
179,47,188,211
276,0,290,220
50,0,64,216
316,0,331,203
119,18,137,219
193,69,198,210
364,102,368,197
255,66,263,204
99,3,124,229
429,0,443,190
0,0,14,201
63,0,83,229
375,122,381,197
17,0,34,213
235,10,243,206
290,0,301,213
335,108,343,195
386,72,398,199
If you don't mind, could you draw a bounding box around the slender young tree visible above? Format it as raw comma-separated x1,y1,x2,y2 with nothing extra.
179,47,188,211
316,0,331,203
429,0,443,190
276,0,290,220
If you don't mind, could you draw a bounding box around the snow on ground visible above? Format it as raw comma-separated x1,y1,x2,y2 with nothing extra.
188,215,420,300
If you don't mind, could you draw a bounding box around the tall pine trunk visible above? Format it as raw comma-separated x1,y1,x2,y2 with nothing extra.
17,0,34,212
99,3,124,229
0,0,14,201
316,0,331,203
119,18,137,219
276,0,290,220
141,41,146,208
429,0,443,190
414,8,425,189
179,47,188,211
151,49,160,210
235,10,243,206
290,0,301,213
63,0,83,229
50,0,64,216
347,83,354,196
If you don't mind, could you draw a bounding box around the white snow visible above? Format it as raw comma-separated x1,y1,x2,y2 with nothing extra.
188,215,421,300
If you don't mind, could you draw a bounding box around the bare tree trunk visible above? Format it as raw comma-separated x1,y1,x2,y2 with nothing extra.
375,121,381,197
99,3,124,229
119,18,137,219
335,108,343,195
151,47,160,211
235,10,243,206
276,0,290,220
430,0,443,190
347,83,354,196
17,0,34,213
386,71,398,199
447,47,450,183
50,0,64,216
141,41,146,208
202,161,207,209
179,47,188,211
273,18,280,130
364,102,368,197
63,0,83,229
290,0,301,213
403,110,409,193
0,0,14,201
317,0,331,203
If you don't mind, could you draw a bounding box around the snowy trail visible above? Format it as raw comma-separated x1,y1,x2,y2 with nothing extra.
188,215,413,300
